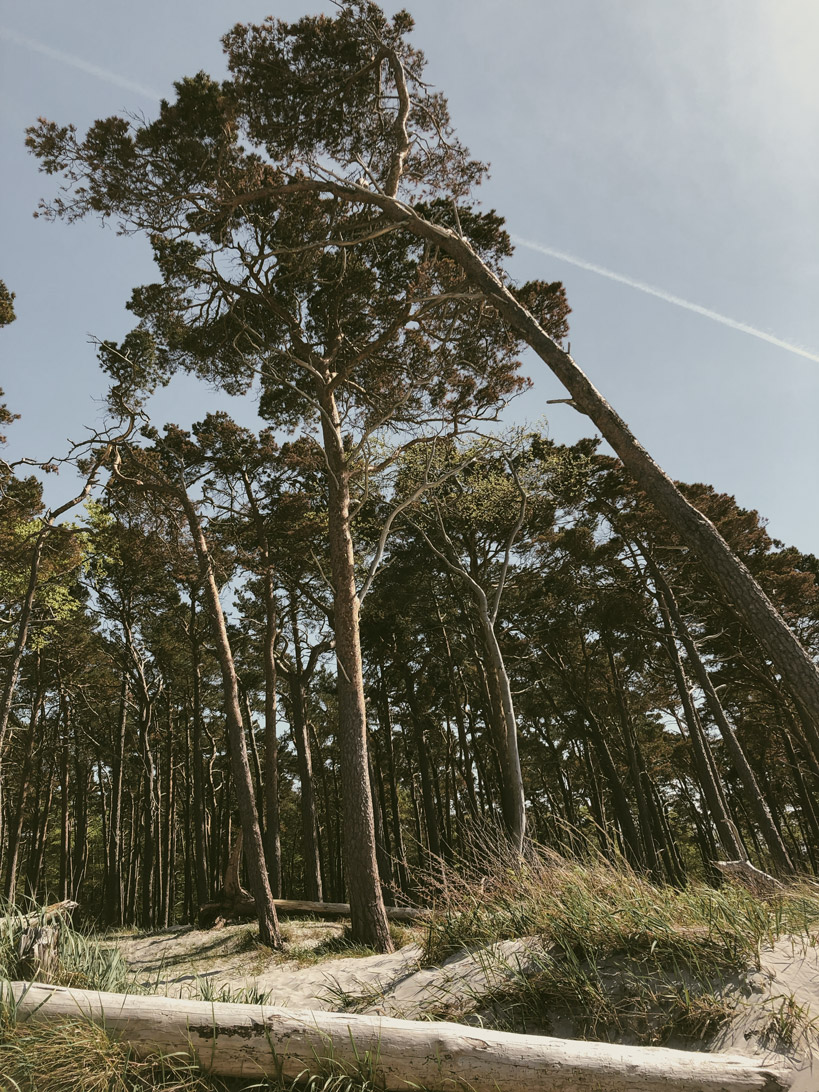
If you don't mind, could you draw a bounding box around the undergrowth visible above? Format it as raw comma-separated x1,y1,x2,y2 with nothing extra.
420,835,819,1046
0,903,129,993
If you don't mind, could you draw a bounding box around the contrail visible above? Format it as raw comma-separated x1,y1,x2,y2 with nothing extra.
513,235,819,365
1,26,162,102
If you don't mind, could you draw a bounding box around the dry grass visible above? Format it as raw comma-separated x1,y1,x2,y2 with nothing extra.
419,833,819,1045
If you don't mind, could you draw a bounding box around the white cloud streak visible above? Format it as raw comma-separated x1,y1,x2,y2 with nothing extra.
1,26,162,102
513,235,819,365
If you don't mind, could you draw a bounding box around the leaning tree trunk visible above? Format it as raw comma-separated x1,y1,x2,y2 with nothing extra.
323,184,819,731
318,379,392,953
0,525,47,856
179,490,281,949
653,583,747,861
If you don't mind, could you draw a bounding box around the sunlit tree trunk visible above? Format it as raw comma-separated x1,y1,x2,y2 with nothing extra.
318,379,392,952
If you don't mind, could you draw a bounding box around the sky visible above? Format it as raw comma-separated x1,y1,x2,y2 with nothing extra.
1,1,818,552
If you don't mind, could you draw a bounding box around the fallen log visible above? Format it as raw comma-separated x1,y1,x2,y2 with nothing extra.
713,860,784,896
1,900,79,932
198,897,427,926
8,982,788,1092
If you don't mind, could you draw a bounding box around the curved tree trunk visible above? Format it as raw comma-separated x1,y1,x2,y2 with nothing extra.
319,184,819,732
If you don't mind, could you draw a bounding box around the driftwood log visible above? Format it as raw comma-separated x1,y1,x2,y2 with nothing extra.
713,860,784,896
199,897,426,926
8,983,788,1092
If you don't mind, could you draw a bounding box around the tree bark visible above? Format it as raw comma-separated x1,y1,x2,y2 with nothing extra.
11,983,787,1092
653,585,747,861
317,378,392,952
261,566,282,898
188,591,211,912
103,672,128,924
4,666,44,903
179,490,281,949
284,603,323,902
647,559,795,876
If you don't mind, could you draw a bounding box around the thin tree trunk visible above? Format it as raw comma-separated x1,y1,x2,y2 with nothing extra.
138,699,156,929
4,668,45,903
179,489,281,949
285,606,323,902
188,591,210,913
604,643,661,880
654,587,746,860
401,666,443,866
261,567,282,898
104,672,128,924
26,764,54,900
648,560,795,875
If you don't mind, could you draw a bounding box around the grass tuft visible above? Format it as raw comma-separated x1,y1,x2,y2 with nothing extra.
419,834,819,1045
0,902,130,993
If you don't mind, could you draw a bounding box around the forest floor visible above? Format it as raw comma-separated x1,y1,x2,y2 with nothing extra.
109,915,819,1089
110,919,540,1019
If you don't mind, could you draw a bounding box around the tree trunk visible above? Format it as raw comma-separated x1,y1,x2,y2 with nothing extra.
26,762,54,900
104,672,128,924
376,663,410,895
317,379,392,952
352,193,819,735
188,591,211,912
4,669,44,903
179,490,281,949
604,643,661,880
401,666,443,865
261,566,282,898
648,560,795,876
654,586,746,861
58,695,71,902
285,605,323,903
0,527,46,758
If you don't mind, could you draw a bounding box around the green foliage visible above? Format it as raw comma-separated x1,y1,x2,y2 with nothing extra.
0,904,129,992
0,281,15,328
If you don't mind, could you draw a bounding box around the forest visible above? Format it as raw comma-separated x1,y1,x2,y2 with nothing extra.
1,3,818,1089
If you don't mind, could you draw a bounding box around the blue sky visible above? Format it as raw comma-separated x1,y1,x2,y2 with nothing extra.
2,1,818,551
